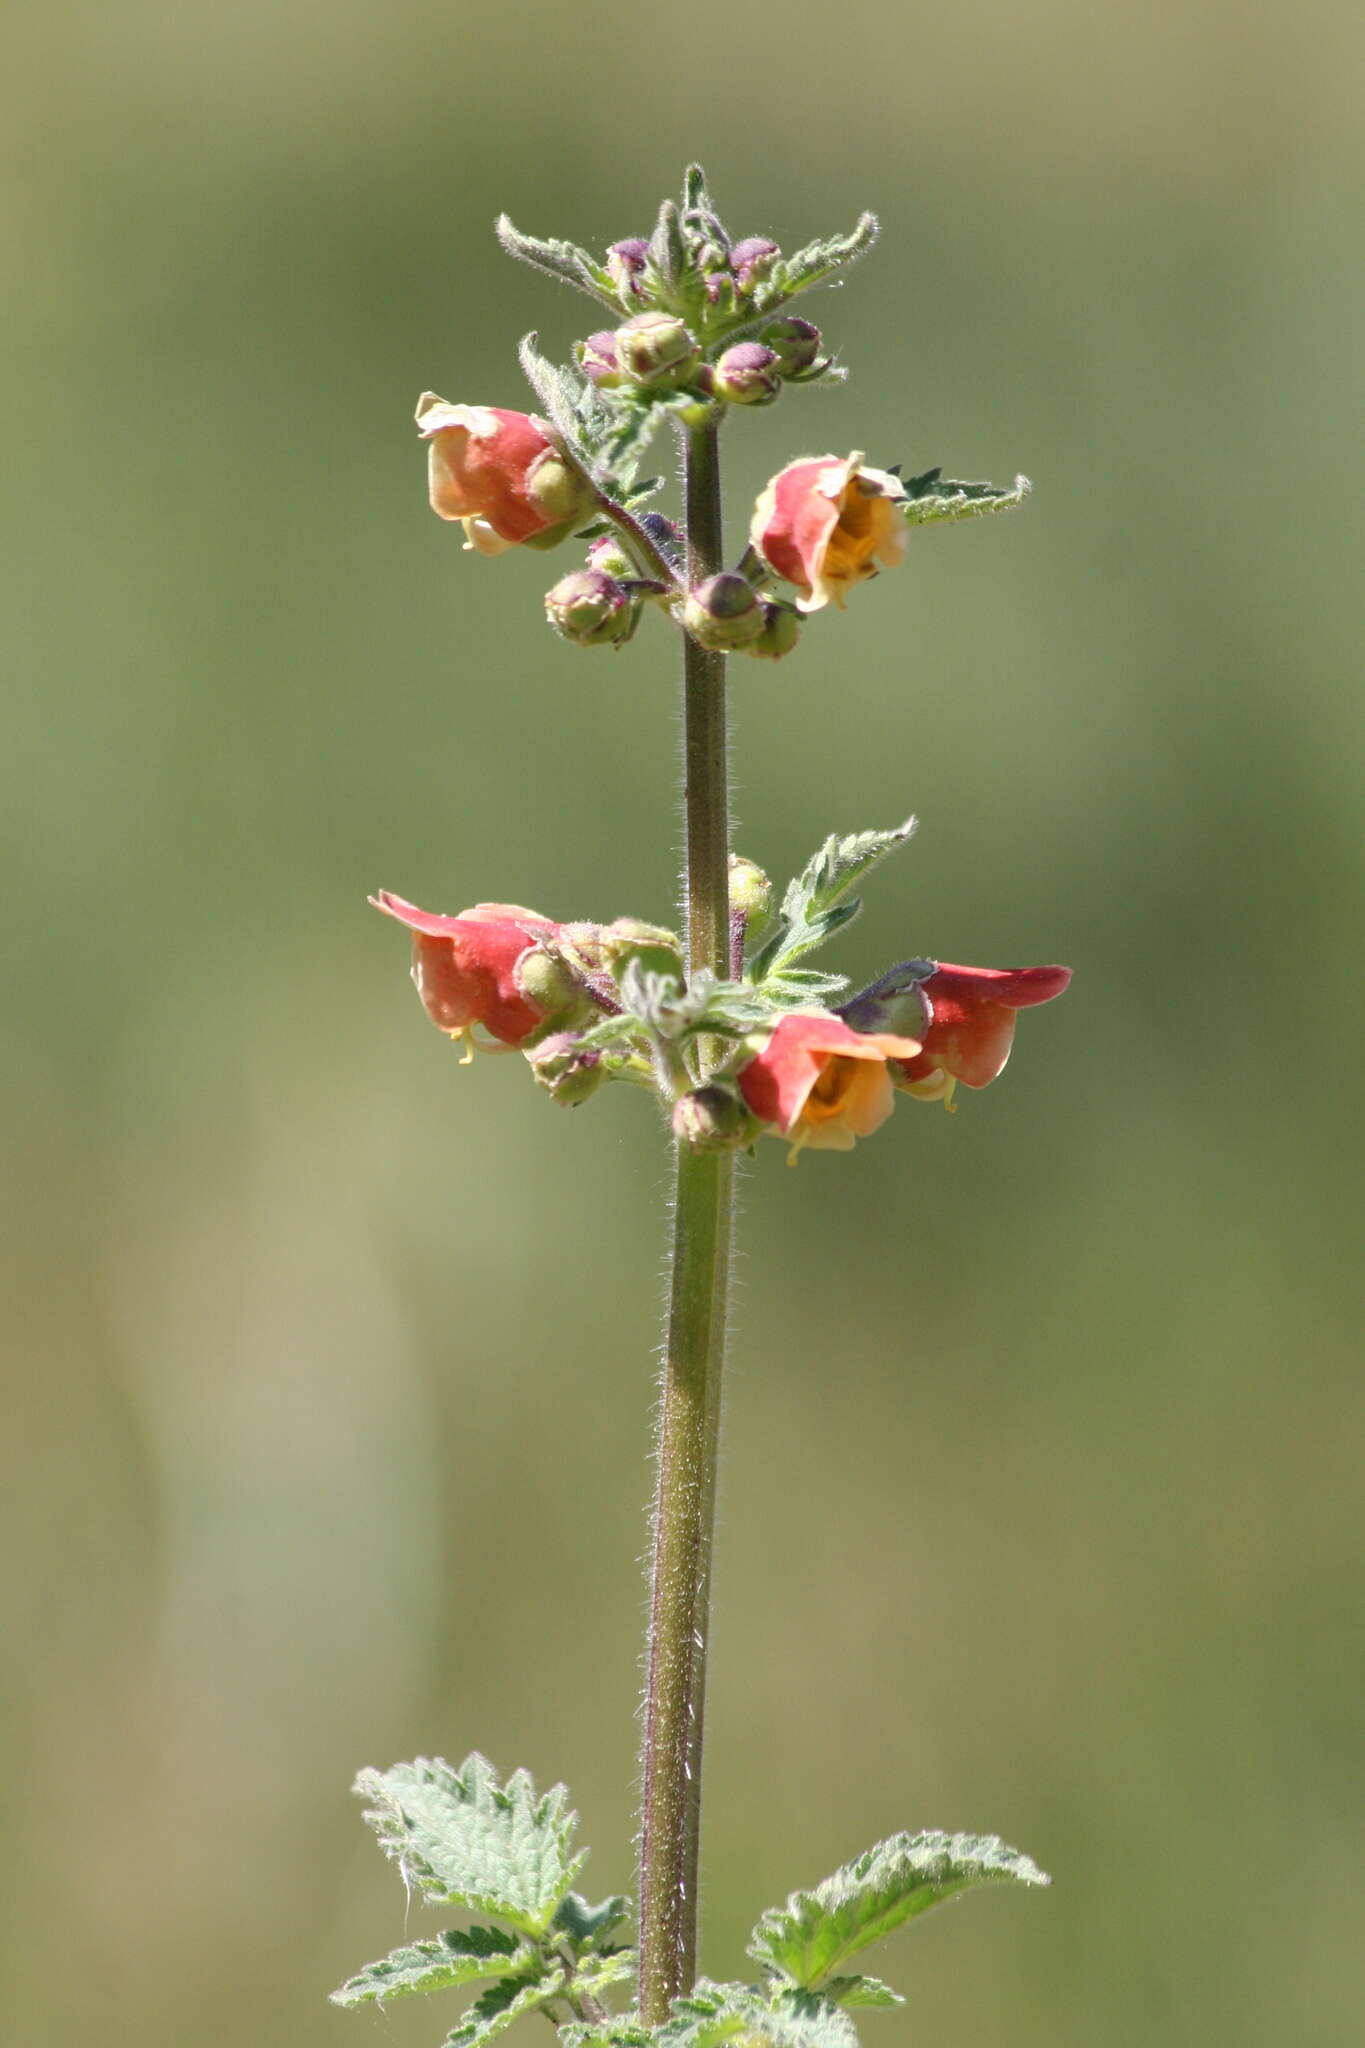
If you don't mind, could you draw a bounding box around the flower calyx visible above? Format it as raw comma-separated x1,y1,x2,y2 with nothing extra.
682,573,766,652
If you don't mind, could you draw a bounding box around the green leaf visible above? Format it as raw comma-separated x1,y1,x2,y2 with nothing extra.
756,213,879,312
900,468,1032,526
353,1753,587,1936
648,198,687,295
822,1976,903,2009
659,1982,859,2048
748,820,917,983
495,216,618,310
330,1926,528,2008
560,2022,651,2048
518,334,595,450
747,1831,1050,1987
551,1890,633,1949
441,1967,569,2048
574,1948,638,2000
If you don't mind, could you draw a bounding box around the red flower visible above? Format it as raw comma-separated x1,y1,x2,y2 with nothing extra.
749,453,906,612
371,891,561,1055
737,1013,922,1161
892,963,1072,1109
415,395,595,556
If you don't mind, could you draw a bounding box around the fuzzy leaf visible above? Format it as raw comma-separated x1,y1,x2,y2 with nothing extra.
440,1967,568,2048
748,821,917,983
495,216,618,309
822,1976,903,2009
552,1890,633,1949
748,1831,1050,1987
518,334,594,450
900,468,1032,526
560,2023,651,2048
648,199,687,295
758,214,879,311
575,1948,638,2000
353,1754,586,1936
659,1982,859,2048
330,1926,527,2008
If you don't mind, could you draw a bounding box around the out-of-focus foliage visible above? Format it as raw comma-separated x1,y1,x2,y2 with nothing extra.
2,5,1362,2047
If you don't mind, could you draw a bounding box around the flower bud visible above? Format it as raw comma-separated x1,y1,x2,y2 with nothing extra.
578,330,624,389
586,534,635,580
682,573,766,652
526,1030,606,1107
743,601,803,662
729,236,780,292
728,856,773,931
544,568,639,649
758,317,823,376
711,343,782,407
615,311,701,390
672,1083,757,1152
606,237,650,301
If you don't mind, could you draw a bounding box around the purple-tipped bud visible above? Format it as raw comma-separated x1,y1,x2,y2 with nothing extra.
744,602,803,662
682,573,765,652
545,568,638,649
672,1083,757,1152
759,317,823,376
527,1030,606,1107
615,311,702,390
712,342,783,407
578,330,624,389
729,236,780,291
606,238,650,300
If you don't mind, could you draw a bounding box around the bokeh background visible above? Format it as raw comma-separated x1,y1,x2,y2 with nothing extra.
4,3,1362,2044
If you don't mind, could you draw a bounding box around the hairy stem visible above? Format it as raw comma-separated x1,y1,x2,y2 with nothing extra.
637,420,734,2025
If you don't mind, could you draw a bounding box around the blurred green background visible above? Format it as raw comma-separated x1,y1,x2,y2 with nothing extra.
4,3,1362,2044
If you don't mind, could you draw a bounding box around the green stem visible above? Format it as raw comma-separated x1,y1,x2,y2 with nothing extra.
637,421,734,2025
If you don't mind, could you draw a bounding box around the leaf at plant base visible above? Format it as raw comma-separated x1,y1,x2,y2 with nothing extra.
900,468,1032,525
747,1831,1050,1988
330,1926,528,2008
821,1976,903,2009
440,1966,569,2048
747,821,917,983
353,1754,587,1936
659,1982,859,2048
552,1890,633,1949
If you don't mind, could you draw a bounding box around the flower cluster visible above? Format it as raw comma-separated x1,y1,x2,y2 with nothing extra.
412,174,1030,663
372,842,1070,1165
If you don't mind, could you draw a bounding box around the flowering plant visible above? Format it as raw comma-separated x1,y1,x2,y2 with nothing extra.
336,169,1067,2048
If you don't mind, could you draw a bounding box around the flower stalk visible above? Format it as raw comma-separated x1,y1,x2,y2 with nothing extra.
637,420,734,2022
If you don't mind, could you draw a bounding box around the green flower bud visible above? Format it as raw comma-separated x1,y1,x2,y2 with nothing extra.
682,573,765,652
711,343,782,407
526,1030,607,1107
672,1083,758,1152
545,568,639,649
728,855,773,930
516,946,595,1022
615,311,702,390
743,601,802,662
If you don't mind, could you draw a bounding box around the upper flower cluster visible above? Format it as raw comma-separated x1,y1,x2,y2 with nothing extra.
412,167,1031,663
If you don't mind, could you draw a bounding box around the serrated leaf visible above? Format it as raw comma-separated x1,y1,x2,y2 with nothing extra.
659,1982,858,2048
575,1948,638,2000
755,214,878,313
518,334,594,450
748,821,916,983
354,1754,587,1936
552,1890,633,1949
441,1967,568,2048
560,2022,651,2048
495,217,618,310
331,1925,528,2008
648,199,686,295
747,1831,1050,1988
900,468,1032,526
822,1976,903,2009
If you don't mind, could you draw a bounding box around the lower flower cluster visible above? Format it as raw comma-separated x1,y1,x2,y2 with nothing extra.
372,840,1070,1164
